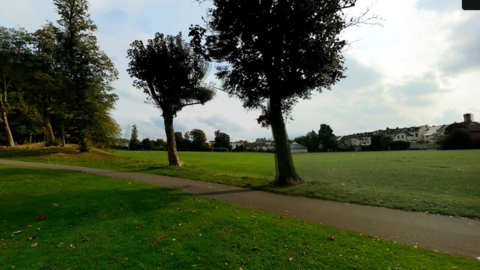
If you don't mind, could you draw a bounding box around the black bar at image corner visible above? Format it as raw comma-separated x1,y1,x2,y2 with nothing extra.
463,0,480,10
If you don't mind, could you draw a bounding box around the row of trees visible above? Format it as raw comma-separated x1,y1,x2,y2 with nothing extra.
0,0,120,151
128,124,231,151
293,124,336,152
127,124,167,150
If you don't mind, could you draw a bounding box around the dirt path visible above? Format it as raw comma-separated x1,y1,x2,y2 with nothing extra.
1,159,479,259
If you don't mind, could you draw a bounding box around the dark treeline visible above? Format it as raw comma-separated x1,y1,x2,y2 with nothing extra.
0,0,120,151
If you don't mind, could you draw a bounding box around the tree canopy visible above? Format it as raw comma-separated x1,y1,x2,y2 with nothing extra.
214,130,231,150
189,0,379,185
294,130,320,152
126,32,215,166
318,124,336,151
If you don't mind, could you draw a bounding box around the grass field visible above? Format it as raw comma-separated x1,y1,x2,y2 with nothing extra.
0,146,479,218
1,164,479,269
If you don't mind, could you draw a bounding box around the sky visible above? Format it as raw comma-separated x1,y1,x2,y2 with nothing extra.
1,0,479,142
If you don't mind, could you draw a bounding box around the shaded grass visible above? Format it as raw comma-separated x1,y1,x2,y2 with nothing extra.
1,165,479,269
0,147,479,218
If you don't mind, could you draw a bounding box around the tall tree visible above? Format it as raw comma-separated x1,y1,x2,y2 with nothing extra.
189,129,208,151
126,32,215,166
318,124,335,151
54,0,118,152
0,27,32,146
174,132,186,149
214,130,231,150
294,130,320,152
190,0,380,186
129,124,140,150
29,23,63,146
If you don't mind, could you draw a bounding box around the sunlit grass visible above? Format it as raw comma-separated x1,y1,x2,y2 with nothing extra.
1,147,479,218
1,165,478,269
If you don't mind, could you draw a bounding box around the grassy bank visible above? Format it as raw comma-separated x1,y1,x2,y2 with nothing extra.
0,146,479,218
1,164,478,269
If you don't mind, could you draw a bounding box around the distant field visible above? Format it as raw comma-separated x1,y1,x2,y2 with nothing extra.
0,146,479,218
1,165,479,269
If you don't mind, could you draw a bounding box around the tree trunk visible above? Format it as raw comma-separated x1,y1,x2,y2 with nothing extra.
163,113,182,166
60,123,66,147
78,136,90,152
0,111,15,147
44,113,56,146
268,99,304,186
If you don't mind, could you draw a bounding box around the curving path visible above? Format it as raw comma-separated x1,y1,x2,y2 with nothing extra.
0,159,479,259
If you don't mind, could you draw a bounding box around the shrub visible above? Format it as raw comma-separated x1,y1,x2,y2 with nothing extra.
389,141,410,150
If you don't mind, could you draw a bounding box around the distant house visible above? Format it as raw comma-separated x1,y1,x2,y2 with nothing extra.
254,138,275,150
423,125,446,144
230,141,243,149
289,142,308,153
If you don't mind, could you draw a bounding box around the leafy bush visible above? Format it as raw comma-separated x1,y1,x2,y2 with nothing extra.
390,141,411,150
442,129,472,150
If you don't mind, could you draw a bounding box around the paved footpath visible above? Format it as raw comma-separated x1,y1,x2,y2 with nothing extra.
1,159,479,259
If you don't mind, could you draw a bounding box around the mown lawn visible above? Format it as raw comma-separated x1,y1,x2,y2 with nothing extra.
0,146,479,218
1,164,478,269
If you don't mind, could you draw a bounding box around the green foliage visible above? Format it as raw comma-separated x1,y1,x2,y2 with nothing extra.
126,32,214,165
54,0,119,152
294,130,320,152
214,130,231,150
318,124,336,151
154,138,166,150
189,129,208,151
188,0,376,184
390,141,411,150
141,138,154,150
442,129,473,150
174,132,186,149
381,135,393,150
370,135,394,151
0,26,34,146
129,125,141,150
127,32,215,118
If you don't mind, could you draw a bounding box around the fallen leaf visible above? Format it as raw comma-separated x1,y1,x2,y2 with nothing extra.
328,235,335,241
190,210,196,213
30,243,38,248
171,227,177,231
278,216,284,219
252,246,259,251
11,230,22,235
176,208,181,211
138,227,142,230
52,203,59,207
289,258,293,262
36,216,46,220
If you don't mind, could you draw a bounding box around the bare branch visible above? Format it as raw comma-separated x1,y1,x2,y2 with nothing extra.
344,1,385,29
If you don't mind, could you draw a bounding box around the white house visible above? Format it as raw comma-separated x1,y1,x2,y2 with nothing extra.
422,125,446,143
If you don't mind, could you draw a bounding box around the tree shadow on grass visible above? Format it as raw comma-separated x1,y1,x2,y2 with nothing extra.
0,181,200,233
